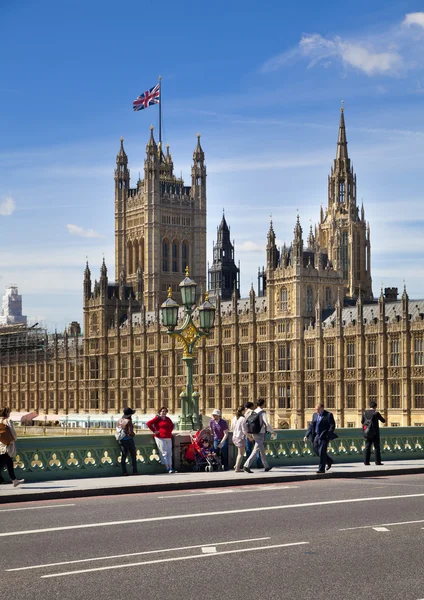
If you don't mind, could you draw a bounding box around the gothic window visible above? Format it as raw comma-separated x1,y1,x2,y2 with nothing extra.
162,240,169,272
278,344,290,371
390,382,401,408
59,363,65,381
306,344,315,370
278,385,291,409
339,182,345,203
182,241,189,272
356,235,361,280
241,349,249,373
224,386,232,409
326,343,335,369
258,347,267,372
90,313,98,336
121,357,128,378
342,231,349,280
108,358,115,379
414,382,424,409
176,352,184,376
207,351,215,374
368,382,378,405
148,355,155,377
306,287,313,312
207,386,215,409
172,241,178,273
326,383,335,408
368,339,377,367
161,355,168,377
346,383,356,408
346,342,355,369
224,350,232,374
306,384,315,408
390,338,400,367
280,287,288,312
134,357,141,378
325,287,332,309
414,336,424,366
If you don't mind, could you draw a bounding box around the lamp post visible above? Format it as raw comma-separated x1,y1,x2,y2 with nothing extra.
161,267,215,431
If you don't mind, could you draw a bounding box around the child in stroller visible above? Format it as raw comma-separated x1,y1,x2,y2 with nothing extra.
186,428,223,472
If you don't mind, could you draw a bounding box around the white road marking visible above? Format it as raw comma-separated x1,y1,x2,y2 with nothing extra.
6,537,271,571
158,486,298,498
372,527,390,532
40,542,310,578
340,519,424,531
201,547,216,553
0,504,75,513
3,492,424,538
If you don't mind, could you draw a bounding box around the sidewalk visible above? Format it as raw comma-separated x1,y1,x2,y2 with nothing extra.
1,460,424,504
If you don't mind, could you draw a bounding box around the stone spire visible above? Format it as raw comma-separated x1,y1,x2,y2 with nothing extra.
336,102,348,162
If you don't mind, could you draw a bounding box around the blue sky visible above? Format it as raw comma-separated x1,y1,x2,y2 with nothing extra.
1,0,424,331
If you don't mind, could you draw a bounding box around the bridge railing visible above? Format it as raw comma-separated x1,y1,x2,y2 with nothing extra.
7,427,424,482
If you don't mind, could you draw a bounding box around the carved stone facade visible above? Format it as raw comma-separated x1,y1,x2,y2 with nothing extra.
1,111,424,428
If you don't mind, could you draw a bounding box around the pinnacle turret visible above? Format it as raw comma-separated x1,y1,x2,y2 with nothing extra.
336,103,348,162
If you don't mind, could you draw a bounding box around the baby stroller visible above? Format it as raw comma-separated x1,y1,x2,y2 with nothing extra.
185,427,223,472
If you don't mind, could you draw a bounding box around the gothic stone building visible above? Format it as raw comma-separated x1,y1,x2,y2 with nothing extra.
1,109,424,428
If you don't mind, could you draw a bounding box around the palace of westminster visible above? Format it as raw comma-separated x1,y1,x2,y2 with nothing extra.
1,108,424,429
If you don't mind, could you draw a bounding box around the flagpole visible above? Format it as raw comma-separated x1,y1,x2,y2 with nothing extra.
158,75,162,148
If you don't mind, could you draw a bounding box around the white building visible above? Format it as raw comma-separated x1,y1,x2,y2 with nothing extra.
0,286,27,326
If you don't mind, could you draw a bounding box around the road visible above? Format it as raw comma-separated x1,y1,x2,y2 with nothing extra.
0,474,423,600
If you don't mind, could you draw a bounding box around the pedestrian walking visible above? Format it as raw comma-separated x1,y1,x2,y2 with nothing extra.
0,407,24,487
304,403,337,474
362,401,385,466
117,407,138,476
243,399,273,473
209,409,229,470
147,407,176,473
244,401,263,468
231,405,248,472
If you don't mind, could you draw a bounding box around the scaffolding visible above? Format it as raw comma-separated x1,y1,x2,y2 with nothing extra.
0,324,49,364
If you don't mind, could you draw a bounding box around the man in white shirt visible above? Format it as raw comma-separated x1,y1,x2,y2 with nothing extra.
243,399,273,473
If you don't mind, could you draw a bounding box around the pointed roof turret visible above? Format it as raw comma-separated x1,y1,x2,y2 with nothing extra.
84,260,91,280
307,224,314,249
267,219,276,245
100,257,107,279
116,137,128,165
193,133,204,161
146,125,157,151
336,102,348,162
294,214,303,240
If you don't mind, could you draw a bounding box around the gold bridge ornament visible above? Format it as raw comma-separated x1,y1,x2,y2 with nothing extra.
175,322,198,356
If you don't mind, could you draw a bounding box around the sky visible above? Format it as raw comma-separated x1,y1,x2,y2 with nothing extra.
1,0,424,332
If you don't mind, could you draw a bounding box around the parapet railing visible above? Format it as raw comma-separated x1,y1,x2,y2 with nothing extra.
7,427,424,482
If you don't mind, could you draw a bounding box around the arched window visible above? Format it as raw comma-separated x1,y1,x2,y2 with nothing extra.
162,240,169,272
339,181,344,203
127,241,133,275
280,287,288,312
172,240,178,273
306,286,313,312
325,287,332,309
182,240,189,272
133,240,139,274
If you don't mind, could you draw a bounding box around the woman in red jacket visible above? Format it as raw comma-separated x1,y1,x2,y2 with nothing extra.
146,407,176,473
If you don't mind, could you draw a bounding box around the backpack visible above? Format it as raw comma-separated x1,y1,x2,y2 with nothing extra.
245,410,263,434
363,410,376,441
115,426,127,442
0,420,14,446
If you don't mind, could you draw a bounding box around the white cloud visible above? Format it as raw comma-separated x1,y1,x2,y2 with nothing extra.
238,241,264,252
263,33,402,77
0,196,16,216
66,224,103,238
403,12,424,29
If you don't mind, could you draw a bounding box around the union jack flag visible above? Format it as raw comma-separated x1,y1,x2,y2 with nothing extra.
133,83,160,112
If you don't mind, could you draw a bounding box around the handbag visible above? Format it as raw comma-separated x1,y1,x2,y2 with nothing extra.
0,420,14,446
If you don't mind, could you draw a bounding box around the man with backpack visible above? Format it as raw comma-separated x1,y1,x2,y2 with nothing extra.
243,399,273,473
116,407,138,476
362,401,385,466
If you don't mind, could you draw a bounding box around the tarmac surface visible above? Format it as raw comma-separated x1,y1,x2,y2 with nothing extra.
0,472,423,600
1,458,424,503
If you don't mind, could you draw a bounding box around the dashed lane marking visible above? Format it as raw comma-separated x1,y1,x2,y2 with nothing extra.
340,519,424,531
372,527,390,532
6,537,271,571
40,542,310,578
0,504,75,513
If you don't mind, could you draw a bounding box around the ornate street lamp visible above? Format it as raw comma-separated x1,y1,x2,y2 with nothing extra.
161,268,216,430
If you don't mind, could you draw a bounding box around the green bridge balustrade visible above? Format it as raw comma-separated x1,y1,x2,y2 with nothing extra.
7,427,424,482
